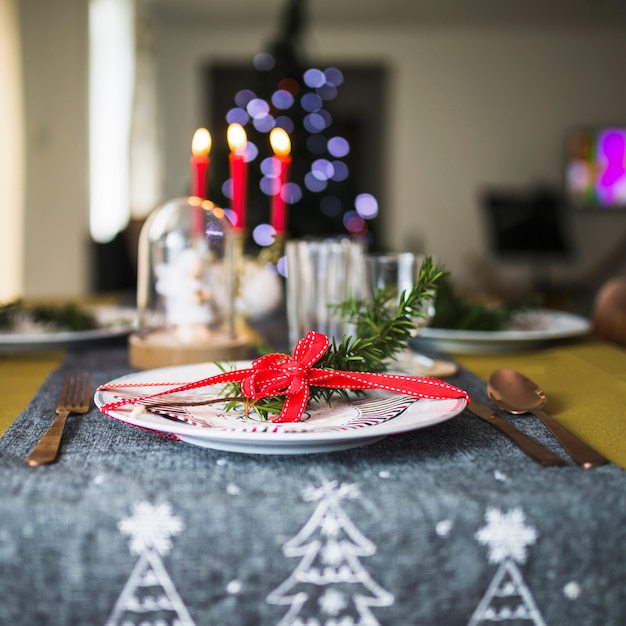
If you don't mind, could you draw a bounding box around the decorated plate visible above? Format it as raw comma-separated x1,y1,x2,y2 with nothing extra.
94,362,468,455
414,309,591,354
0,305,135,352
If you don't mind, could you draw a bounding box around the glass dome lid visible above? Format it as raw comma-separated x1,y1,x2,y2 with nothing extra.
130,196,251,368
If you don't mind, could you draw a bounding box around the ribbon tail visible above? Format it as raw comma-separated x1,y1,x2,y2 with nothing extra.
271,385,310,423
307,370,469,401
99,368,253,416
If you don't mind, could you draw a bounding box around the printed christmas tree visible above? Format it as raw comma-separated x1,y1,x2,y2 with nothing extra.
468,507,546,626
267,481,393,626
105,501,195,626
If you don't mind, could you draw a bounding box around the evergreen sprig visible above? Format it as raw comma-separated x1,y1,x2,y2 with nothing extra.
219,255,447,420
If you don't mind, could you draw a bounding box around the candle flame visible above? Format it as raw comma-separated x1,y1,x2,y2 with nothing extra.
227,123,247,153
191,128,212,156
270,127,291,156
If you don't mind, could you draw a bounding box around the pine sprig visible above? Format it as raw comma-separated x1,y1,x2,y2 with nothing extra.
217,255,447,420
311,255,446,403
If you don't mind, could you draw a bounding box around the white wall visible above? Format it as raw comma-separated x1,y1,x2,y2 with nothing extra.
19,0,89,297
15,3,626,299
0,0,24,300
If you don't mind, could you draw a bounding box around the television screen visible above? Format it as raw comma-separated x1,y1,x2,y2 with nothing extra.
565,127,626,209
482,186,573,260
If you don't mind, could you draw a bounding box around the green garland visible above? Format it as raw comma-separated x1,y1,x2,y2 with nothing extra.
0,299,99,332
429,276,536,331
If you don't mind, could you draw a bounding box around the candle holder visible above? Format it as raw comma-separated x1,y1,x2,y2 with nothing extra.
129,196,254,369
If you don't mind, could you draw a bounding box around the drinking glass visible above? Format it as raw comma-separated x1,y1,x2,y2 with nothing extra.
366,252,454,376
366,252,433,333
286,237,367,349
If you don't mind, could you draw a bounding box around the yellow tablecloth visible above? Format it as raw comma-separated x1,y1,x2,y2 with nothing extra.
0,351,64,435
0,293,125,435
455,340,626,468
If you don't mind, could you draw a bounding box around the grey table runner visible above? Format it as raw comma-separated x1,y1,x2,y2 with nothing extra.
1,345,625,626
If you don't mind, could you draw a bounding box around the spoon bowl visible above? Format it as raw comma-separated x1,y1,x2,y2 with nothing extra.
488,368,546,414
487,368,608,469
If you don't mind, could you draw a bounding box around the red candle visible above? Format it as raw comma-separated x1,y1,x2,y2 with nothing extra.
190,128,211,236
227,123,248,231
269,128,292,235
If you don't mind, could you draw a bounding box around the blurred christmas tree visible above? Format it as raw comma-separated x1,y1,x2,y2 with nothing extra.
206,0,382,255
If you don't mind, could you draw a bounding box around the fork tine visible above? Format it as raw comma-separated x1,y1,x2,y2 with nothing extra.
56,373,72,411
71,373,79,406
70,373,80,408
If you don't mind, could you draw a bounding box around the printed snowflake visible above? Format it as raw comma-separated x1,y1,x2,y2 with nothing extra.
475,507,537,565
118,501,184,556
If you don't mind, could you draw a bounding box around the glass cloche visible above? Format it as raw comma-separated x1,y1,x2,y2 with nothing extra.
129,196,251,368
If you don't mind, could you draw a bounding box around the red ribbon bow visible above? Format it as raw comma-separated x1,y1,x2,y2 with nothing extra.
99,331,468,423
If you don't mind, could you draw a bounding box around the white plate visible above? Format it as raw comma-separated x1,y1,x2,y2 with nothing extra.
0,305,135,352
94,362,468,455
414,309,591,354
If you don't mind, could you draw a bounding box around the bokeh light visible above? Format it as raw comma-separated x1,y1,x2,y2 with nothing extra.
317,83,338,101
260,156,278,177
330,160,349,181
247,98,270,119
303,68,325,88
301,93,322,113
304,172,327,192
278,77,300,95
253,115,275,133
303,113,327,133
327,136,350,158
324,67,344,86
276,255,288,277
271,89,294,110
235,89,255,108
222,208,236,226
242,141,259,163
311,159,334,181
319,110,332,127
355,192,379,219
282,182,302,204
253,52,275,71
259,176,275,196
226,107,249,126
252,223,277,246
343,210,367,235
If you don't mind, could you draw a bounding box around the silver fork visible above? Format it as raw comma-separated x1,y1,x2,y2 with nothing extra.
26,372,92,467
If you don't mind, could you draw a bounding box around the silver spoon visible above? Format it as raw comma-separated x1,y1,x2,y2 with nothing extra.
487,368,609,469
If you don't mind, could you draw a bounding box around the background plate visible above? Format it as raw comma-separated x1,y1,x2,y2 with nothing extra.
0,305,135,352
414,309,591,354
